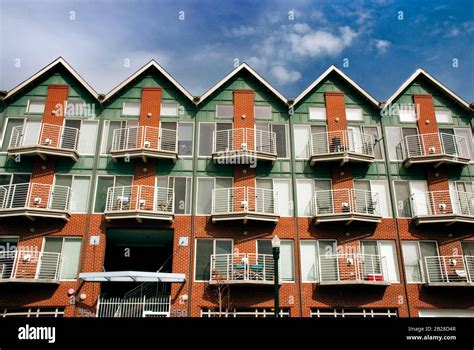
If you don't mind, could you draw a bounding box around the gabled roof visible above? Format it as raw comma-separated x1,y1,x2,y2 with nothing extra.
293,65,379,108
102,60,194,103
198,63,288,105
384,68,470,110
4,57,99,101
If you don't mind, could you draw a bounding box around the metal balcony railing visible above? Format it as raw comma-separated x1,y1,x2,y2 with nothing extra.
210,253,275,283
313,189,381,217
423,255,473,285
9,123,80,152
410,190,474,218
97,296,171,317
212,187,279,216
0,183,71,212
111,126,177,154
105,185,174,214
212,128,277,156
0,249,62,282
404,132,470,160
319,253,389,284
311,130,374,157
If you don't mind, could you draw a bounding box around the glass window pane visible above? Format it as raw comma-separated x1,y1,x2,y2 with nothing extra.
394,181,412,217
398,107,417,122
199,123,215,157
435,110,452,123
385,127,403,161
197,178,214,215
215,178,232,189
280,241,294,281
77,120,98,154
215,105,234,119
94,177,114,212
308,107,326,121
0,174,12,185
294,125,310,159
215,240,232,255
379,241,400,282
104,121,122,153
2,118,24,151
454,128,473,160
257,240,272,255
161,122,177,131
12,174,31,184
346,108,363,121
419,242,438,258
195,239,213,281
301,241,318,282
274,179,292,217
27,99,45,114
402,242,422,283
363,127,382,159
461,242,474,256
43,237,63,253
272,124,287,158
255,106,272,120
70,176,90,212
161,103,178,117
174,177,187,214
122,102,141,116
115,176,133,187
60,238,82,279
297,180,314,216
178,123,193,156
361,241,378,255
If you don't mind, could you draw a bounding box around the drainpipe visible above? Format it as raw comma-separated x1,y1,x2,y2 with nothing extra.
287,100,304,317
379,104,411,317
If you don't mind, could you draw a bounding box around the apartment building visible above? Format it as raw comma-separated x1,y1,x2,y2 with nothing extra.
0,58,472,318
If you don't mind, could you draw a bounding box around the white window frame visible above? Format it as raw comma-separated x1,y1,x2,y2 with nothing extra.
195,176,233,216
294,124,312,159
193,238,234,282
345,107,364,122
25,99,46,114
360,240,400,283
160,103,179,117
100,120,137,155
215,104,234,119
296,178,332,217
53,174,92,213
255,239,295,282
453,127,474,162
92,174,134,213
122,101,141,116
308,107,327,121
161,121,194,158
398,107,417,123
256,123,289,160
401,240,439,284
254,105,272,120
300,239,337,283
354,179,392,218
41,236,82,281
64,118,99,156
156,176,192,216
435,109,453,124
198,122,233,158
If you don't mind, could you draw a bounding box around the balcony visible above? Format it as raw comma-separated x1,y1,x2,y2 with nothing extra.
423,255,473,287
110,126,178,162
310,130,375,166
209,253,277,286
211,187,279,223
410,190,474,225
212,128,277,164
318,253,390,286
403,133,470,167
104,185,174,222
0,249,62,284
0,183,71,220
8,123,80,161
312,189,382,225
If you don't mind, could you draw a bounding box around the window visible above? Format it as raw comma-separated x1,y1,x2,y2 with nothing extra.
122,101,141,116
394,181,411,217
157,177,192,214
308,107,326,121
311,308,397,318
257,240,294,281
273,179,292,216
215,105,234,119
161,103,178,117
43,237,82,279
195,239,232,281
453,128,473,160
26,99,45,114
177,123,193,156
294,125,311,159
363,126,383,160
300,240,321,282
1,118,25,151
55,175,91,212
254,105,272,120
297,179,331,217
398,106,417,122
402,241,438,283
354,180,391,217
94,175,133,212
201,308,290,318
66,119,98,154
361,240,399,282
386,127,417,161
199,123,232,157
196,177,232,215
256,124,288,158
462,241,474,256
346,108,363,121
101,120,138,154
435,110,452,124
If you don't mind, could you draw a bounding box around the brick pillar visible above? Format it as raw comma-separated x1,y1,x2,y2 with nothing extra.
414,94,441,155
325,92,353,212
233,90,256,211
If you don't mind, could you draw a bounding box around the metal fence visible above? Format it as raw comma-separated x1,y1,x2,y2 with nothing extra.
0,183,71,212
9,123,80,151
319,253,388,283
410,190,474,217
311,130,374,157
213,128,277,155
111,126,177,153
212,187,279,216
96,296,170,317
0,250,62,281
423,255,473,284
313,189,381,216
210,253,275,283
105,185,174,214
404,132,470,159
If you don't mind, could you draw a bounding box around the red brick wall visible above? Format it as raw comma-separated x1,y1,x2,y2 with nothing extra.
414,94,438,135
139,87,162,127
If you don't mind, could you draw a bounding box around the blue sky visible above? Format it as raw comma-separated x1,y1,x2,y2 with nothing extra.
1,0,473,101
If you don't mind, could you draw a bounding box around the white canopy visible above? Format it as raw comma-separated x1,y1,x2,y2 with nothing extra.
79,271,185,283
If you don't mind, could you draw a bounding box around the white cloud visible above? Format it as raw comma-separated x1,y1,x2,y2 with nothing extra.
270,65,301,84
374,39,391,54
292,23,311,34
229,25,256,37
246,57,267,72
446,28,460,37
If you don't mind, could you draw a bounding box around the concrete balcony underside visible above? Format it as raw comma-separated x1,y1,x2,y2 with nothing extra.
211,211,279,224
318,280,391,286
412,214,474,226
404,154,470,168
310,152,374,166
212,150,276,164
8,146,79,161
104,210,174,223
0,208,70,221
110,148,178,162
314,212,382,225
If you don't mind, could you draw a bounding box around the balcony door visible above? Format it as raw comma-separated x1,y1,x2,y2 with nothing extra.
439,128,456,155
450,182,474,215
23,120,41,147
347,126,362,153
256,179,273,214
63,120,81,149
409,181,429,216
38,237,63,280
318,240,337,282
0,237,18,279
2,174,32,209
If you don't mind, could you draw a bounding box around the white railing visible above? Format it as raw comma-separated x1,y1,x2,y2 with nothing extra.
319,253,388,283
313,189,381,216
311,130,374,157
210,253,275,283
212,187,279,216
0,183,71,212
423,255,473,284
97,296,170,317
212,128,277,155
404,132,470,160
105,185,174,214
410,190,474,217
9,123,80,151
0,250,62,281
111,126,177,153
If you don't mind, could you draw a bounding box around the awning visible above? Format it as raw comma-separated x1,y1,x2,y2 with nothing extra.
79,271,185,283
